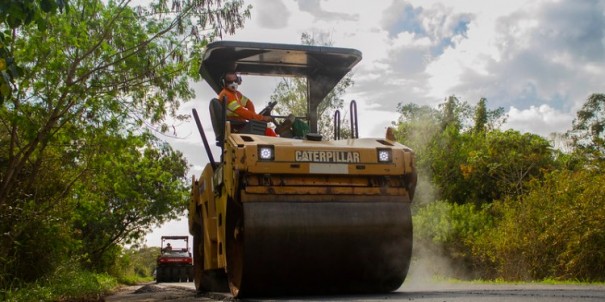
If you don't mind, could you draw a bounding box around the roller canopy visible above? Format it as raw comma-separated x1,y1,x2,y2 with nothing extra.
199,40,362,132
162,236,188,240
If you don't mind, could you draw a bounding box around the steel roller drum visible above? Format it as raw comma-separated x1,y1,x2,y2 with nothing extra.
226,200,413,297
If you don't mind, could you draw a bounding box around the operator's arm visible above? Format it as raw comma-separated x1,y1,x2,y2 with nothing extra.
233,106,264,121
219,90,266,121
234,94,264,120
244,98,256,113
242,96,274,123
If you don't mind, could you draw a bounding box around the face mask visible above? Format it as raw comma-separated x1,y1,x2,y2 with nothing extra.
227,83,239,91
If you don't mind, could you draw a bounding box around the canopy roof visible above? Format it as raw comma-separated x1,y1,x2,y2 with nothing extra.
199,41,362,132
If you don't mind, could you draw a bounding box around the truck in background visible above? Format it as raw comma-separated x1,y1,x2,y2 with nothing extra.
155,236,194,283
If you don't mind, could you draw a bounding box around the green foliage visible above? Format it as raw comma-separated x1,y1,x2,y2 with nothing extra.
2,264,116,302
397,93,605,282
72,135,189,272
426,124,470,203
472,97,507,133
413,200,493,278
439,95,471,131
394,98,471,204
395,97,549,205
6,211,75,283
0,143,78,286
0,0,69,28
271,32,354,139
271,77,308,117
568,93,605,161
473,98,488,133
393,103,441,204
414,200,492,244
473,169,605,281
0,0,251,290
398,95,574,281
394,103,441,155
0,0,70,104
461,130,554,203
109,246,158,284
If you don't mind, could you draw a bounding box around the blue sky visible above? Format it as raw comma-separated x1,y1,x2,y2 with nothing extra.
145,0,605,245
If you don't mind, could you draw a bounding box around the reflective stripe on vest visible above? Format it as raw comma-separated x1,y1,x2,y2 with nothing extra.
226,95,249,118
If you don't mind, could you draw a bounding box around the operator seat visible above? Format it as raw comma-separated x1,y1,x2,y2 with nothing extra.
209,98,266,147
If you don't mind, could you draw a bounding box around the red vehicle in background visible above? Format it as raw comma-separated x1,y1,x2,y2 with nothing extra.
155,236,194,282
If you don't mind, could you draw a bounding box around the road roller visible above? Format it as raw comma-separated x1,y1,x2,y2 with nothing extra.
188,41,417,297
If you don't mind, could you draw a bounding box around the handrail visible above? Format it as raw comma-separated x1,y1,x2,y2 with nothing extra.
334,110,341,140
350,100,358,139
192,108,217,171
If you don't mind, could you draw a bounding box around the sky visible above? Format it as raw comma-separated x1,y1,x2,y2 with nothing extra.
144,0,605,246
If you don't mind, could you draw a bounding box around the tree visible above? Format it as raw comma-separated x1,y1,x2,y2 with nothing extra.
114,245,159,278
72,134,189,271
392,103,441,204
0,0,69,28
394,103,441,149
462,130,554,203
472,98,507,134
394,97,548,204
473,98,488,133
271,32,354,139
438,95,471,131
0,0,250,287
568,93,605,161
427,96,473,203
0,0,71,104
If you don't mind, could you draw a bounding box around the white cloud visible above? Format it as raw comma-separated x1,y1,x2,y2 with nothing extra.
255,0,291,28
294,0,359,22
504,104,574,137
453,0,605,110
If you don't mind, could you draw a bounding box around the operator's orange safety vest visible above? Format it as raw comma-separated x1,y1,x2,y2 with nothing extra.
218,89,264,121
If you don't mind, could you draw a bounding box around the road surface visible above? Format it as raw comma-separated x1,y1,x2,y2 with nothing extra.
105,281,605,301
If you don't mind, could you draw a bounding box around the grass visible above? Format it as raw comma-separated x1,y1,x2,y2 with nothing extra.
3,266,118,302
431,276,605,286
117,274,154,286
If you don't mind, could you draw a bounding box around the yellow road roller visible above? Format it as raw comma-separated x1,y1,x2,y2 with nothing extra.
188,41,417,297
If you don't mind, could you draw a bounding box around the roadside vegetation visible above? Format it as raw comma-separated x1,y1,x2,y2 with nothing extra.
1,0,250,300
3,245,158,301
4,265,116,301
2,0,605,300
404,94,605,282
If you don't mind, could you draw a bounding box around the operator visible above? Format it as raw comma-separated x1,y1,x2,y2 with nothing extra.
164,243,172,252
218,72,277,137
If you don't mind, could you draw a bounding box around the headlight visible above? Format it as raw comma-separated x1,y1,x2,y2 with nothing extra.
377,148,392,163
258,145,275,161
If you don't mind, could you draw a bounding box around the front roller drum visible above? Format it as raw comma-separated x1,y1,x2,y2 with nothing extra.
226,200,413,297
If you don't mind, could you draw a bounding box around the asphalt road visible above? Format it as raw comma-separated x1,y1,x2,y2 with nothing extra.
105,281,605,301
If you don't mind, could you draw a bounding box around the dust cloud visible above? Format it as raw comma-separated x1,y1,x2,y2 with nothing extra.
401,162,470,291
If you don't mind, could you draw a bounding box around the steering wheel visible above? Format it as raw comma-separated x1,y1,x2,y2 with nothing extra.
259,100,277,116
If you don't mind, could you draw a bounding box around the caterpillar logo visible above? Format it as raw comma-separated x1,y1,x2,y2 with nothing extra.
295,150,360,163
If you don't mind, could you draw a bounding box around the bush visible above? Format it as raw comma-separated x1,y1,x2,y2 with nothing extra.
473,169,605,281
2,264,117,301
108,246,157,285
413,200,493,278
